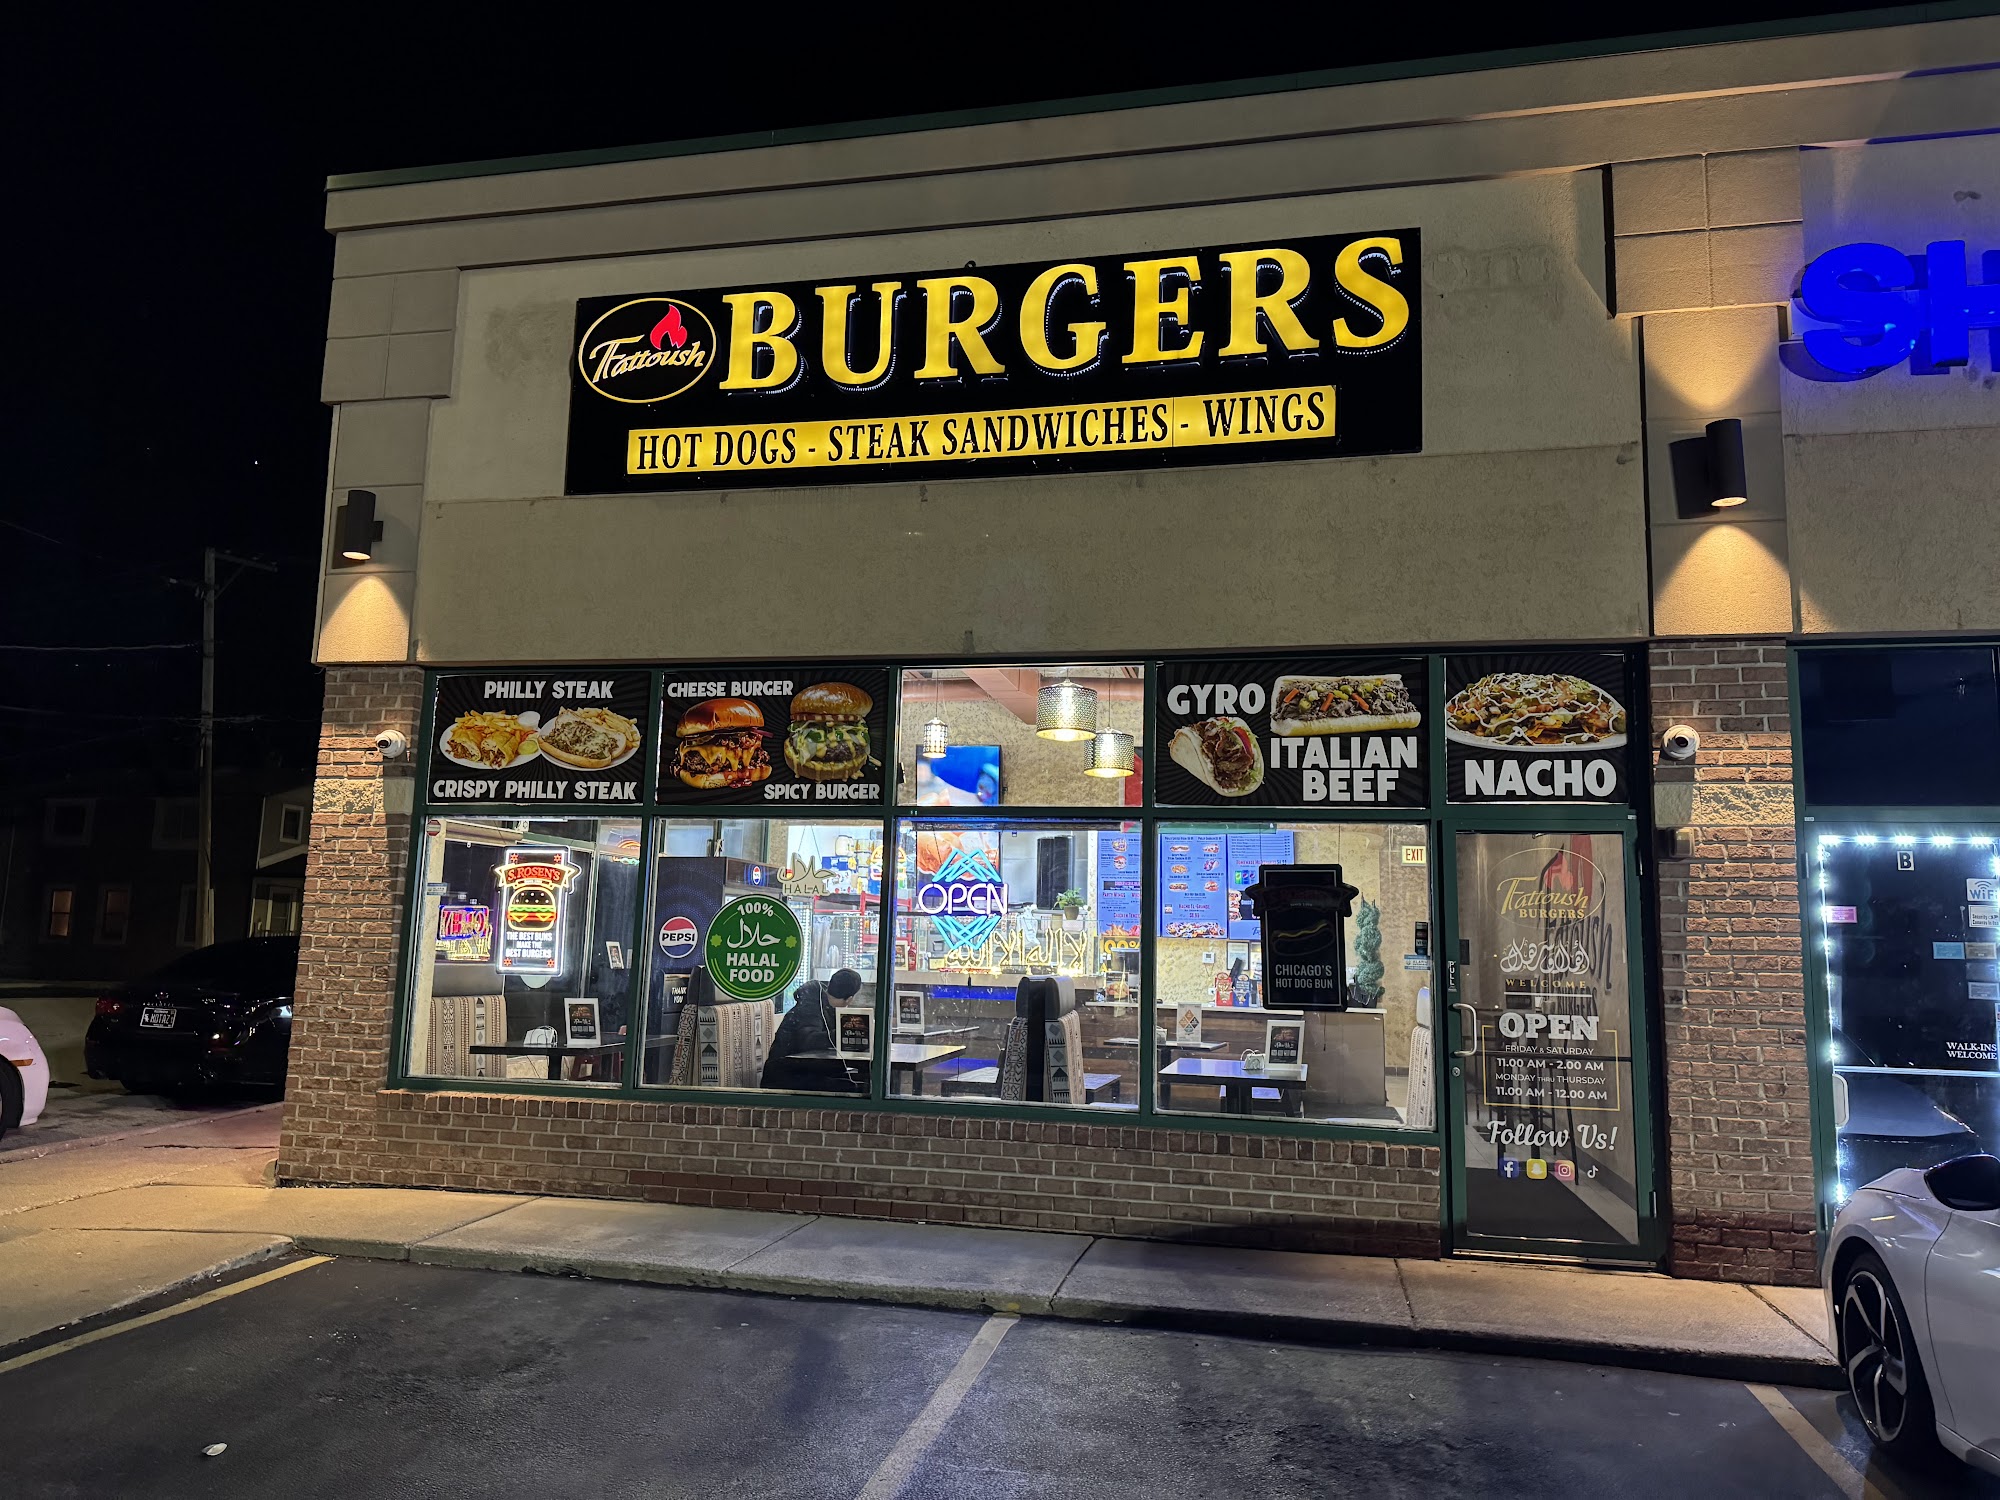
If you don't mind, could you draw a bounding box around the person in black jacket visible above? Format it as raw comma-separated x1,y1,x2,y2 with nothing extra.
760,968,867,1094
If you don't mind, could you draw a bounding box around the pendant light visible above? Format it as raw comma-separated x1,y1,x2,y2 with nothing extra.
1036,672,1098,742
1083,730,1135,778
918,672,949,758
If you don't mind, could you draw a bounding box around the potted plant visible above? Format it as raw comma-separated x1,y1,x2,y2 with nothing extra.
1055,888,1087,927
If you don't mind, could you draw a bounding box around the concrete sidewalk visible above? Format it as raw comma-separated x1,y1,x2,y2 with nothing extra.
1,1142,1838,1385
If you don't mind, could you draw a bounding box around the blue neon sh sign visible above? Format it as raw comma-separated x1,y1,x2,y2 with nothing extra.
1783,239,2000,381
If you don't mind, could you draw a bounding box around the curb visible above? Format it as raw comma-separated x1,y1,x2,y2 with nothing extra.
0,1102,282,1164
291,1235,1842,1389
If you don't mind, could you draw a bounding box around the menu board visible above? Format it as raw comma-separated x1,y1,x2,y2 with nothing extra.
1157,657,1426,807
1444,652,1631,804
1096,831,1141,949
1159,831,1229,938
428,673,650,804
1227,832,1295,940
658,665,890,806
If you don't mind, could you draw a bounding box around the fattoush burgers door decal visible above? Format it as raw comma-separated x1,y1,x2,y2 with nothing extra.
1444,653,1631,804
659,666,891,806
564,231,1422,493
1156,657,1427,807
429,673,650,804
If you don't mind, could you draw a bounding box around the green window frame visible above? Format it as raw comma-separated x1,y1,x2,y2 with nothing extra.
387,650,1649,1150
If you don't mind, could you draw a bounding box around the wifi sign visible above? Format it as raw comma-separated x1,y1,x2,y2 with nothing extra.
1783,239,2000,381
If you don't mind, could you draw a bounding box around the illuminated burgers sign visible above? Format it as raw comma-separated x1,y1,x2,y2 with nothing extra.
565,230,1422,492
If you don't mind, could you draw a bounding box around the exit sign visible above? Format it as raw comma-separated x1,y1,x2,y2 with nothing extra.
1401,845,1427,865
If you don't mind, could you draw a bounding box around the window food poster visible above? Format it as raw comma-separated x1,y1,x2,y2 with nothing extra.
1156,657,1427,807
659,666,890,806
1096,830,1141,948
430,672,649,804
1444,653,1630,804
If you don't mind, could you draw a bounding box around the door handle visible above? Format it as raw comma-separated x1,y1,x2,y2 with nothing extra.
1451,1002,1480,1057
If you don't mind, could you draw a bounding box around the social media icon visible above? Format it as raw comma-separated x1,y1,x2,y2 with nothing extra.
1525,1159,1549,1180
1552,1159,1576,1182
1498,1158,1523,1179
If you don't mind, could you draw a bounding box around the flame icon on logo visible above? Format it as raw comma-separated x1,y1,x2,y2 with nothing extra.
649,306,688,350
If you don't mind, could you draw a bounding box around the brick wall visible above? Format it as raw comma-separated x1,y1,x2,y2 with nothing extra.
1650,640,1816,1284
278,666,1442,1256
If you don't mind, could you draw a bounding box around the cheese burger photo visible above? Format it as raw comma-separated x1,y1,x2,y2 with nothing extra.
784,681,875,782
672,699,773,789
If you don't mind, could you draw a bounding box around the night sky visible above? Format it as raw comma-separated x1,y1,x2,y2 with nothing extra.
9,4,1914,785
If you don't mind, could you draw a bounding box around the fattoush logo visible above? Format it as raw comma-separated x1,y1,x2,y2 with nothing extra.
578,298,718,404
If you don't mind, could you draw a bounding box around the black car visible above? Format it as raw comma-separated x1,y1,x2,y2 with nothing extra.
86,937,299,1096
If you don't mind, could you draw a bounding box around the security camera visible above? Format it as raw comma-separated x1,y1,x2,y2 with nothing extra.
374,728,409,759
1660,724,1701,762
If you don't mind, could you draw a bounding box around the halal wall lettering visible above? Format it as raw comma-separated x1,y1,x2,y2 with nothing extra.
565,230,1422,493
1156,657,1427,807
1444,654,1630,804
661,666,890,805
430,673,650,803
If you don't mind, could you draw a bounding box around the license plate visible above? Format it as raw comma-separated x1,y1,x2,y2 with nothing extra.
140,1006,177,1029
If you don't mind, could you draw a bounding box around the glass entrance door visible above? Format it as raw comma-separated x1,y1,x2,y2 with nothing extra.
1445,829,1656,1259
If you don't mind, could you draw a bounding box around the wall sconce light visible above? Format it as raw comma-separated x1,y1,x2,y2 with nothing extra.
919,718,951,759
1036,675,1098,742
333,489,384,563
1083,730,1135,778
1669,419,1750,518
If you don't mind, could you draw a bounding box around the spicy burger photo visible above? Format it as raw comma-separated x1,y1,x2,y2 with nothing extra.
784,682,874,781
672,699,773,789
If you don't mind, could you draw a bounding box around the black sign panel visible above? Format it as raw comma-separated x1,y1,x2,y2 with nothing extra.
1250,865,1357,1012
1157,656,1427,807
566,230,1422,493
1444,653,1632,804
429,673,649,804
658,665,890,806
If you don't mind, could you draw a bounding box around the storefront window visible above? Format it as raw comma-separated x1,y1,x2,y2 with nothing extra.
897,666,1144,808
890,819,1140,1109
1814,831,2000,1203
405,816,641,1086
640,818,885,1093
1154,821,1435,1127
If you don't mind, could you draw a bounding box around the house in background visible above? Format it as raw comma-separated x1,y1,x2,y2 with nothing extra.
0,769,310,985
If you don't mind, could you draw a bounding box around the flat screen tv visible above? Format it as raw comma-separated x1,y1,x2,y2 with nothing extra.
915,746,1001,806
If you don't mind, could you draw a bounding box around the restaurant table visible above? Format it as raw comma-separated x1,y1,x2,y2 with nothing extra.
791,1041,968,1095
1158,1057,1308,1116
1105,1035,1224,1107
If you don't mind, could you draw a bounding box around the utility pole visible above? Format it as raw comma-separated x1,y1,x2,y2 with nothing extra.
197,547,277,949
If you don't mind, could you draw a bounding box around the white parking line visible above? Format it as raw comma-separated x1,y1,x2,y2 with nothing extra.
0,1255,332,1377
856,1313,1017,1500
1746,1384,1891,1500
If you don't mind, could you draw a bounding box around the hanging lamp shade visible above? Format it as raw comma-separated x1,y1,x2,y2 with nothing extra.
1083,730,1135,777
919,717,951,758
1036,677,1098,741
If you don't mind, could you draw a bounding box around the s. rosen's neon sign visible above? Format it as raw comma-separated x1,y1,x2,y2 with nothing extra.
1784,239,1999,381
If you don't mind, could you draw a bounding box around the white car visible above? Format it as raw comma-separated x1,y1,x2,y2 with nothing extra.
1825,1153,2000,1474
0,1005,51,1143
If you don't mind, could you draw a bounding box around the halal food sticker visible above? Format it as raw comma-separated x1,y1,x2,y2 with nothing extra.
706,894,802,1002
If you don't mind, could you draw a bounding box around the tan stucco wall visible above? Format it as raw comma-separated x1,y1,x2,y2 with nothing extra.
407,172,1644,663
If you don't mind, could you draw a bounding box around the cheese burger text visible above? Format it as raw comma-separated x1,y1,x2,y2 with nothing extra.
672,699,772,789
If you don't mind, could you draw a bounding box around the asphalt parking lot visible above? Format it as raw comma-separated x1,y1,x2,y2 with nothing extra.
4,1257,1990,1500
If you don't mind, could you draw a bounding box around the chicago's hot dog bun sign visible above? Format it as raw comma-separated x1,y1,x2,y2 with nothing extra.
429,672,650,804
1157,657,1428,808
566,230,1422,493
659,665,890,806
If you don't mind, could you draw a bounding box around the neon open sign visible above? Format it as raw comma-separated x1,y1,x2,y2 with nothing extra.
1784,239,1999,381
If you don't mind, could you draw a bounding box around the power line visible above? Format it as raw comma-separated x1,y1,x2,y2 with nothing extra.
0,642,199,652
0,516,201,592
